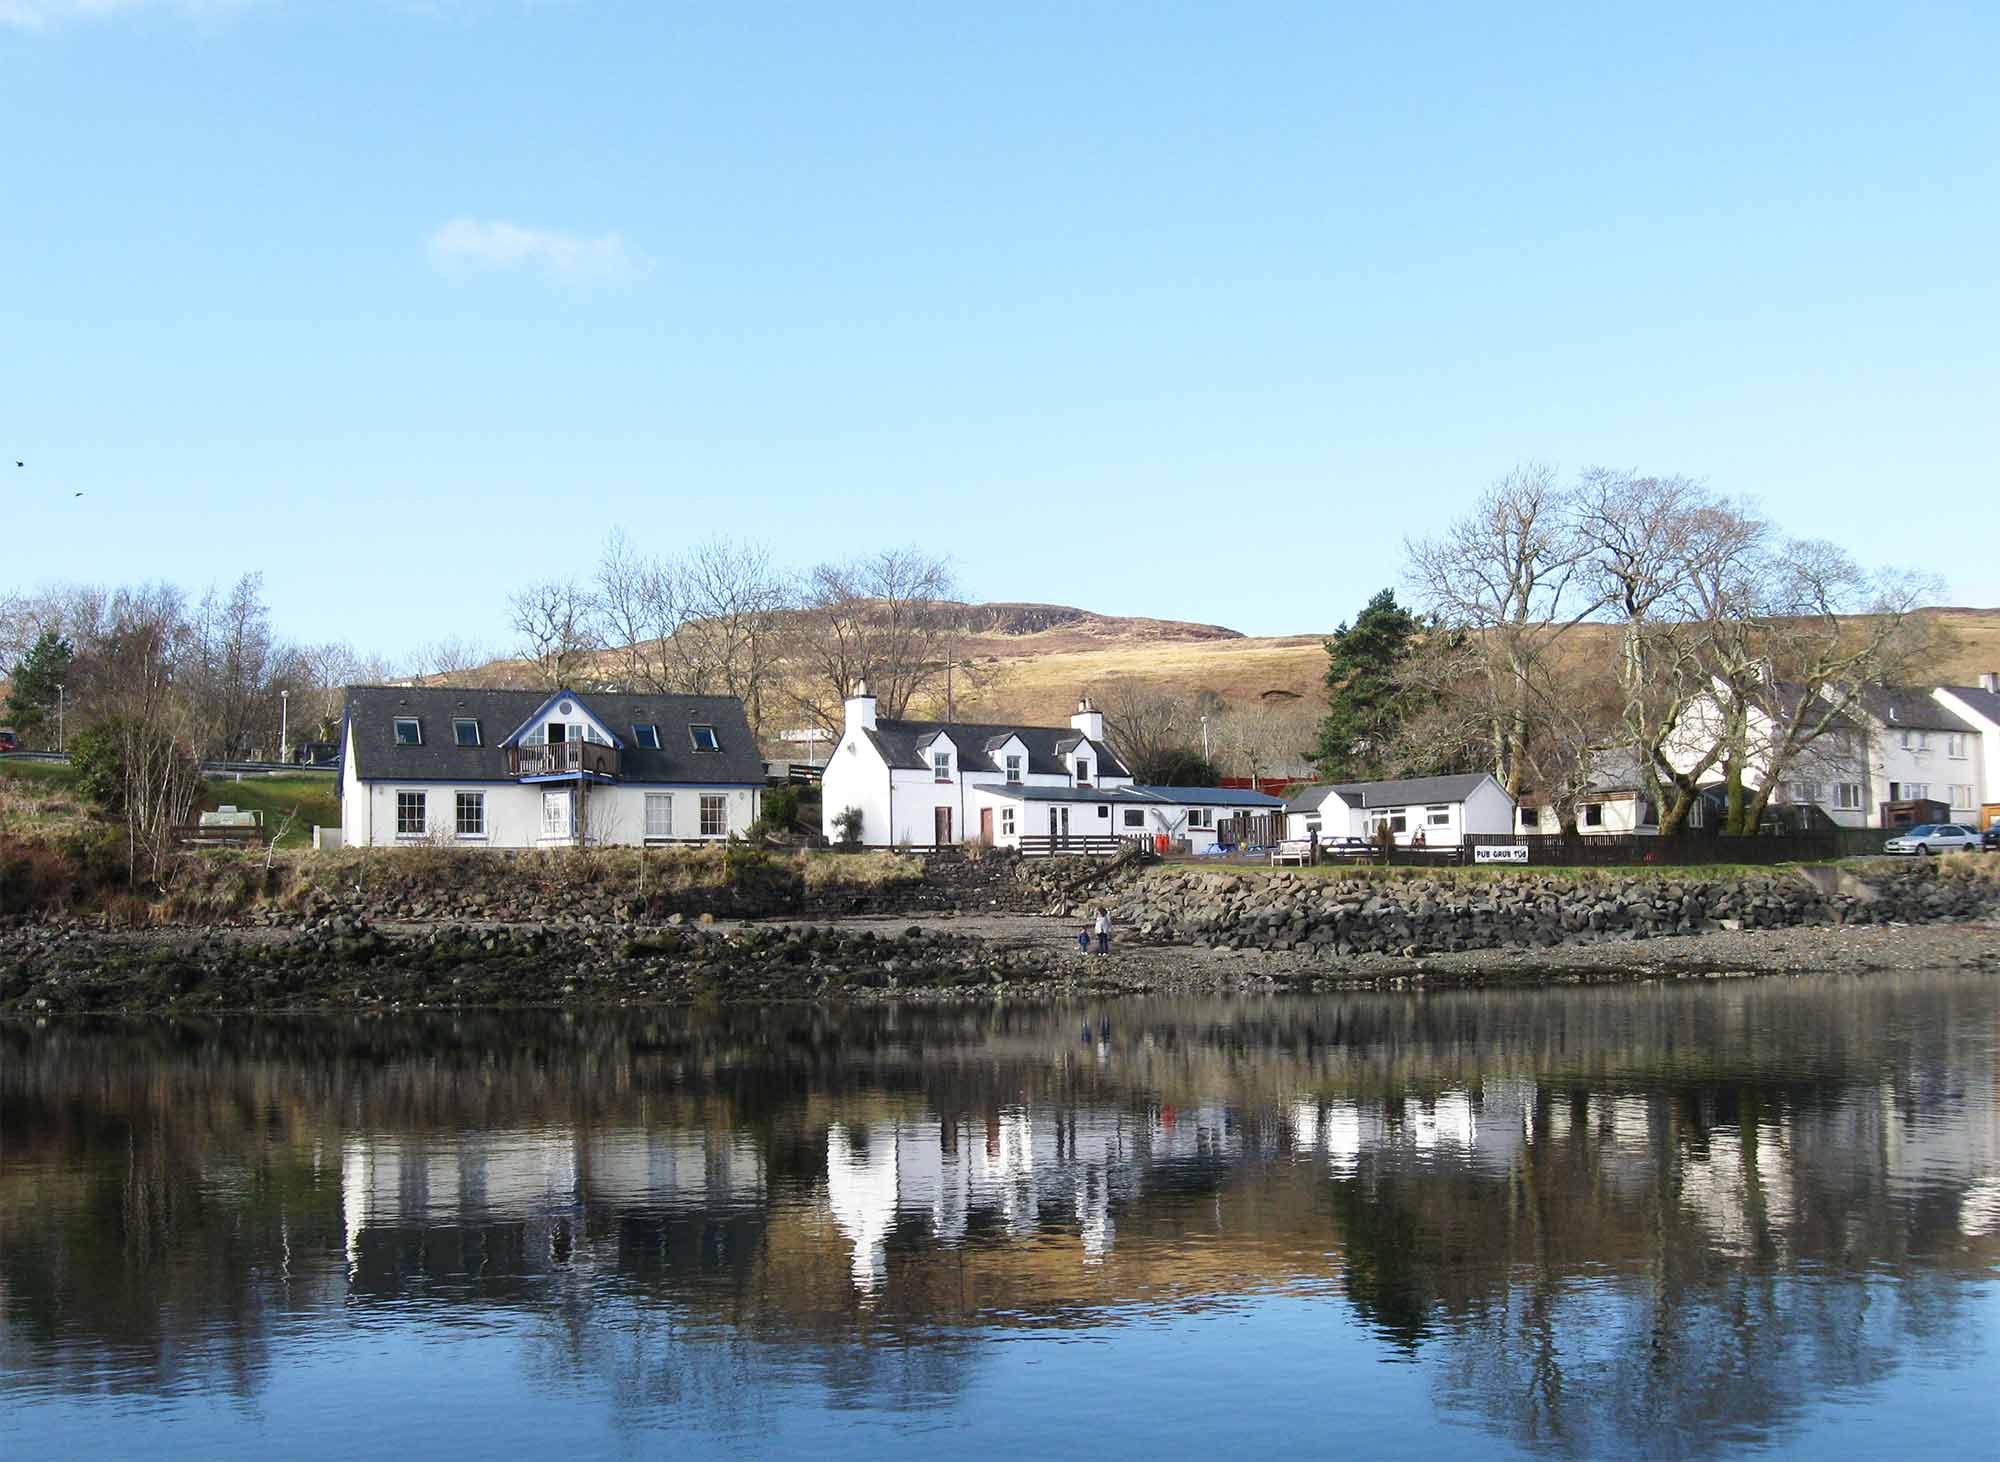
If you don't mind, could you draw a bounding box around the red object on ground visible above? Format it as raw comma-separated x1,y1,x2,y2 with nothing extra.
1155,834,1170,854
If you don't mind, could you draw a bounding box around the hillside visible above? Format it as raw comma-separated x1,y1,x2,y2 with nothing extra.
462,602,2000,732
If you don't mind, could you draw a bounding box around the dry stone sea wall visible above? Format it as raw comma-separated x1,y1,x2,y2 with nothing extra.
1111,863,1997,957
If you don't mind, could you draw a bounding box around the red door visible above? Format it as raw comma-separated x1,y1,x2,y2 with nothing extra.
979,807,994,845
935,807,953,847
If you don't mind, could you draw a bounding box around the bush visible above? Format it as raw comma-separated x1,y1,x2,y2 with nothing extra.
833,806,864,847
761,784,802,830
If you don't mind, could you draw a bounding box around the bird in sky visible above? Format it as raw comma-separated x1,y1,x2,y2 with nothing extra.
73,491,83,498
13,461,21,468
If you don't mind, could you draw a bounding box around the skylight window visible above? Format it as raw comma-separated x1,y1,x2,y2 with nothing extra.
453,719,480,747
689,725,720,752
394,717,422,745
634,724,661,749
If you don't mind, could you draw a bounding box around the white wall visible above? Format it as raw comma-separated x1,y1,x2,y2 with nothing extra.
1286,793,1355,842
1933,690,1998,820
344,780,756,849
820,727,894,844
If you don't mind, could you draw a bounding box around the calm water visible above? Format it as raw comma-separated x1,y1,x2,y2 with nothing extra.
4,978,1999,1459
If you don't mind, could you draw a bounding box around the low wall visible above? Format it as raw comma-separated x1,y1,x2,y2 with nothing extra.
1111,861,1999,956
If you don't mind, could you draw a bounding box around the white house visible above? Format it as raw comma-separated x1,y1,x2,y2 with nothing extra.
337,685,763,849
1284,773,1516,847
818,688,1282,852
1512,752,1662,836
1932,675,2000,830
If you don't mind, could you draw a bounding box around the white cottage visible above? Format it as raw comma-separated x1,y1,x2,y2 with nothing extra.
337,685,763,849
1285,773,1516,847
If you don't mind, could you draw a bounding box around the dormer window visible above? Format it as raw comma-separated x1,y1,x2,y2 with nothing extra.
394,717,422,745
933,751,952,782
634,724,660,749
452,718,480,747
1005,754,1023,784
1076,758,1091,786
689,725,720,752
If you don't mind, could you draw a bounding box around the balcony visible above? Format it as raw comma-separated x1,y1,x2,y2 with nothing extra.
506,741,620,779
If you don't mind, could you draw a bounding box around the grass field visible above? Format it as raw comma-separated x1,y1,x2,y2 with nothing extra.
0,760,337,850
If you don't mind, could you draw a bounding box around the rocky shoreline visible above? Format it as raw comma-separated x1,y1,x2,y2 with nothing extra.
2,859,1994,1015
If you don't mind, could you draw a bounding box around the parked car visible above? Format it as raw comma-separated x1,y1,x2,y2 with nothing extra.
1985,824,2000,853
1882,823,1982,856
0,728,17,753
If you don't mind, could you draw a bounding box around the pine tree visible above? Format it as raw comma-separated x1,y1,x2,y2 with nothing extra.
6,630,74,748
1314,590,1417,780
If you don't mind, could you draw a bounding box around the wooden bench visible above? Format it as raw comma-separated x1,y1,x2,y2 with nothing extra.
1270,839,1314,866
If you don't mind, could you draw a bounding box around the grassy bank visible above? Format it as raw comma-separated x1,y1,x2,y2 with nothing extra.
0,760,337,850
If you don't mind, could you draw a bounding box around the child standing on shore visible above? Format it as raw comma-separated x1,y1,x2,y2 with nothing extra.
1094,908,1111,956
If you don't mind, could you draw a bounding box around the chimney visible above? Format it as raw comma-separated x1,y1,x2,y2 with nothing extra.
1071,694,1104,743
1982,671,1999,693
844,680,877,733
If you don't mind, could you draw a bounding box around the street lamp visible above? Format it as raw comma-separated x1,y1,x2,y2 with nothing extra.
280,690,289,764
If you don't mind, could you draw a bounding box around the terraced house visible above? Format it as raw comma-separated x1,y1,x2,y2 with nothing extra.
336,686,762,849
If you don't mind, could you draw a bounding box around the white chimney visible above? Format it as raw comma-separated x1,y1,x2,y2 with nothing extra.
1071,694,1104,743
1982,671,1999,693
844,680,877,733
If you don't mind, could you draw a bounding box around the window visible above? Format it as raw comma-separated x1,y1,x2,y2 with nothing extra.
1005,754,1023,783
455,791,485,837
1123,809,1145,827
1948,733,1968,759
453,718,480,747
1189,809,1211,828
645,793,674,840
634,724,660,749
1951,784,1976,808
1520,807,1540,829
699,794,727,837
933,751,952,782
1905,783,1931,801
1790,781,1822,805
689,725,720,752
1000,808,1016,836
1833,783,1862,810
1583,803,1604,828
1076,759,1091,785
394,717,421,745
396,790,426,837
1899,729,1912,749
1098,804,1110,819
542,790,570,839
1426,805,1451,827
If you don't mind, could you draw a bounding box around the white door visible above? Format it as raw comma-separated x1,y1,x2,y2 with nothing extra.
542,789,572,841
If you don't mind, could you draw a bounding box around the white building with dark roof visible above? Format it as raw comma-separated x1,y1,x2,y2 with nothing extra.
819,688,1283,851
337,685,764,849
1284,772,1516,847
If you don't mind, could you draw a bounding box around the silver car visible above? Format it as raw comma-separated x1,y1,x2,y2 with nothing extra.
1882,823,1981,855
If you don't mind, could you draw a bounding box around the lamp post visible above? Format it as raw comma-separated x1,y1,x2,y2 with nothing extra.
280,690,289,764
56,685,65,755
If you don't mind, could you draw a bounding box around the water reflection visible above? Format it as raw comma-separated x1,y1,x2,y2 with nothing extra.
3,978,1997,1457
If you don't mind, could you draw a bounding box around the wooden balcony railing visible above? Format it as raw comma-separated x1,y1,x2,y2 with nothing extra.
506,742,620,778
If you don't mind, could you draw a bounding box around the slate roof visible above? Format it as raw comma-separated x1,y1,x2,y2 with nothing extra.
1286,773,1500,812
1939,685,2000,726
1857,687,1980,734
1131,784,1286,808
975,784,1148,805
340,686,764,786
975,783,1285,807
866,718,1131,779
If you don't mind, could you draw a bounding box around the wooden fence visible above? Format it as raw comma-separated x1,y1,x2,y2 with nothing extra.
171,824,273,848
1459,832,1839,867
1216,812,1288,848
1019,834,1124,858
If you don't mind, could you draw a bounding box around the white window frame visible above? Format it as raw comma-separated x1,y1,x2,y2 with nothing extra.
1947,733,1968,759
1833,783,1862,810
542,790,571,840
1076,759,1091,784
1950,784,1975,808
454,791,485,839
396,789,426,838
1582,803,1604,828
634,724,661,749
1122,808,1145,828
644,792,674,841
699,793,727,838
1425,805,1451,827
452,718,480,747
1790,780,1822,805
689,725,721,753
1005,754,1023,784
933,751,952,782
1000,807,1016,836
394,717,422,746
1904,782,1931,801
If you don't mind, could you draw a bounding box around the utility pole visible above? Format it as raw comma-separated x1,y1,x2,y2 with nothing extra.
56,685,65,755
280,690,289,763
1201,715,1210,765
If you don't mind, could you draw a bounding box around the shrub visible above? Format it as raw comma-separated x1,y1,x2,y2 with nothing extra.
761,784,802,830
833,806,864,847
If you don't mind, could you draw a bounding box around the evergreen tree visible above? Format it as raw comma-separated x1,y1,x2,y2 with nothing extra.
1314,589,1417,780
6,630,74,748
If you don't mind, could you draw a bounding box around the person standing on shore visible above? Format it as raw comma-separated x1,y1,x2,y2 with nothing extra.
1094,908,1111,956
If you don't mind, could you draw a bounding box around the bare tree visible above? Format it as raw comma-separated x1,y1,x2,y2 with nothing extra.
1405,465,1602,797
509,577,601,689
785,548,958,734
405,636,501,687
1088,676,1206,781
1208,697,1320,785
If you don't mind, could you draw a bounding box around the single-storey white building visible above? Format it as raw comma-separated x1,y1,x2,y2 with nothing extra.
970,782,1286,854
1284,773,1516,847
337,685,763,849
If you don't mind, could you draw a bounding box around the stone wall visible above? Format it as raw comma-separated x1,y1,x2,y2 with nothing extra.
1111,862,1999,956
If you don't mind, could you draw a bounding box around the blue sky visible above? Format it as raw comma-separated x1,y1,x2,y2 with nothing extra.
3,2,1996,657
